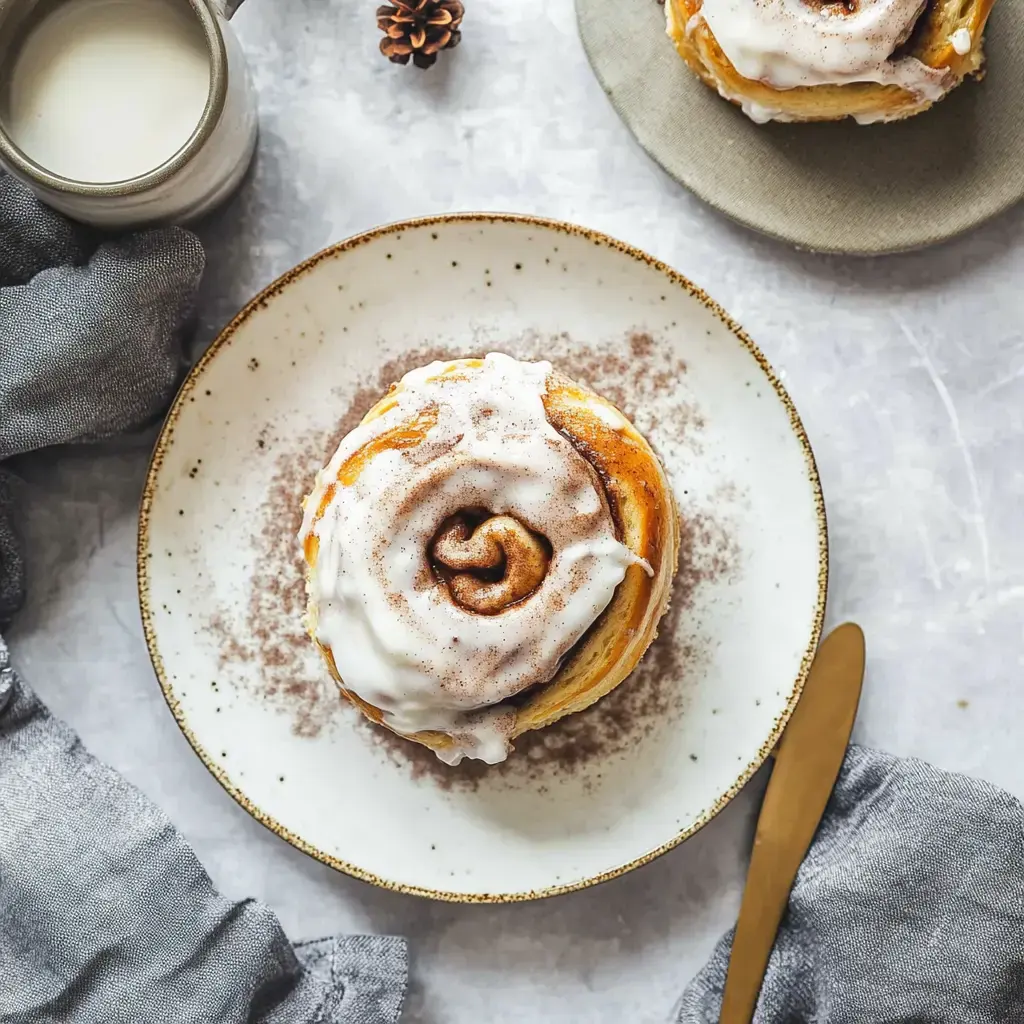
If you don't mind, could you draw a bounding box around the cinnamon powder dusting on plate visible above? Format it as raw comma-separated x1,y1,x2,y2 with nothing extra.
212,330,743,785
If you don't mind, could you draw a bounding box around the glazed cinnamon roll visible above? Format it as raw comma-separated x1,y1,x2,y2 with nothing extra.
666,0,997,124
299,354,679,765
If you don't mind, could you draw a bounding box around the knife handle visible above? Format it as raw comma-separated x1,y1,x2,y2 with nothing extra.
718,623,865,1024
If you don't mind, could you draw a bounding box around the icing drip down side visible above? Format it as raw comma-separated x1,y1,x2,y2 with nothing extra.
691,0,952,122
300,353,650,765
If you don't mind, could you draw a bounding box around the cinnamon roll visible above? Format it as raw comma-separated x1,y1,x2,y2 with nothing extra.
299,353,679,765
666,0,998,124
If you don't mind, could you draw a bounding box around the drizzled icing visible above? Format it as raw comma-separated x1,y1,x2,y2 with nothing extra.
693,0,951,117
300,354,648,765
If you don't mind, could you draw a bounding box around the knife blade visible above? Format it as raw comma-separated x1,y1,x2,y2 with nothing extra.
718,621,866,1024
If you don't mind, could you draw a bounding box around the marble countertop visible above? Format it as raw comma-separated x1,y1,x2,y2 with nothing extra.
8,1,1024,1021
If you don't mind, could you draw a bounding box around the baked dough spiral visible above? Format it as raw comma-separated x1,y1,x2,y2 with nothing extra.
300,353,679,765
667,0,998,124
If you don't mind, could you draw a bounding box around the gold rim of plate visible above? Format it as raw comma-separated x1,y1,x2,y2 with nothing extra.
136,212,830,903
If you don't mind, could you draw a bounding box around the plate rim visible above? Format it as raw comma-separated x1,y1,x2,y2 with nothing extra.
137,211,829,902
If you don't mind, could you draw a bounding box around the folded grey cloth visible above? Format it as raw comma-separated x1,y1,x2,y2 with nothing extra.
0,173,408,1022
0,640,407,1023
0,172,198,622
675,744,1024,1024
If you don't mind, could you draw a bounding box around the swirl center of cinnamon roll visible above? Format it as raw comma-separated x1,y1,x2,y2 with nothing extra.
431,509,552,615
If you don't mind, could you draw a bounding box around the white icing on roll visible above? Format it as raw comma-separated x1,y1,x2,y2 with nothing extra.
694,0,951,105
301,353,647,765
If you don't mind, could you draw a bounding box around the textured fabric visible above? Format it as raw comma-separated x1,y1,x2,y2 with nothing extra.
0,172,202,624
575,0,1024,254
674,744,1024,1024
0,177,200,463
0,641,408,1024
0,470,23,626
0,172,407,1022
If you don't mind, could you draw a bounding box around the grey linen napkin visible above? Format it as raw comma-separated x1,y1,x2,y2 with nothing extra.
675,744,1024,1024
0,172,407,1023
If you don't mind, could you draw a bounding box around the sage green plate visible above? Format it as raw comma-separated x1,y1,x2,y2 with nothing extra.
577,0,1023,254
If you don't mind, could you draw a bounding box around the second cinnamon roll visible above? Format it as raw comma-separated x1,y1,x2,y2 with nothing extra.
299,353,679,765
667,0,998,125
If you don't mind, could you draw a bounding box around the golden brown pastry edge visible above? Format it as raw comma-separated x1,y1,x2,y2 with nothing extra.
302,358,681,762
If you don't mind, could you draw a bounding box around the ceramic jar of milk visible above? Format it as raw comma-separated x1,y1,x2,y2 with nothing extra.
0,0,257,229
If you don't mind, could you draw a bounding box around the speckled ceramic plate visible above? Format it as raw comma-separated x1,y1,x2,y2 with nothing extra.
138,214,827,902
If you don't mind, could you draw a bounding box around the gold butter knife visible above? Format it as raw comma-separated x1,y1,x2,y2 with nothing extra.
718,622,866,1024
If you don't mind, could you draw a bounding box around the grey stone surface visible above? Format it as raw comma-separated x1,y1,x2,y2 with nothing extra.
6,2,1024,1021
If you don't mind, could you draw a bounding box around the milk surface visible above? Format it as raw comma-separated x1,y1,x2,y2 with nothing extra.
7,0,211,183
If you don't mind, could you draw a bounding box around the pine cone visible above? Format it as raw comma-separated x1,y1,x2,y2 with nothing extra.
377,0,464,69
